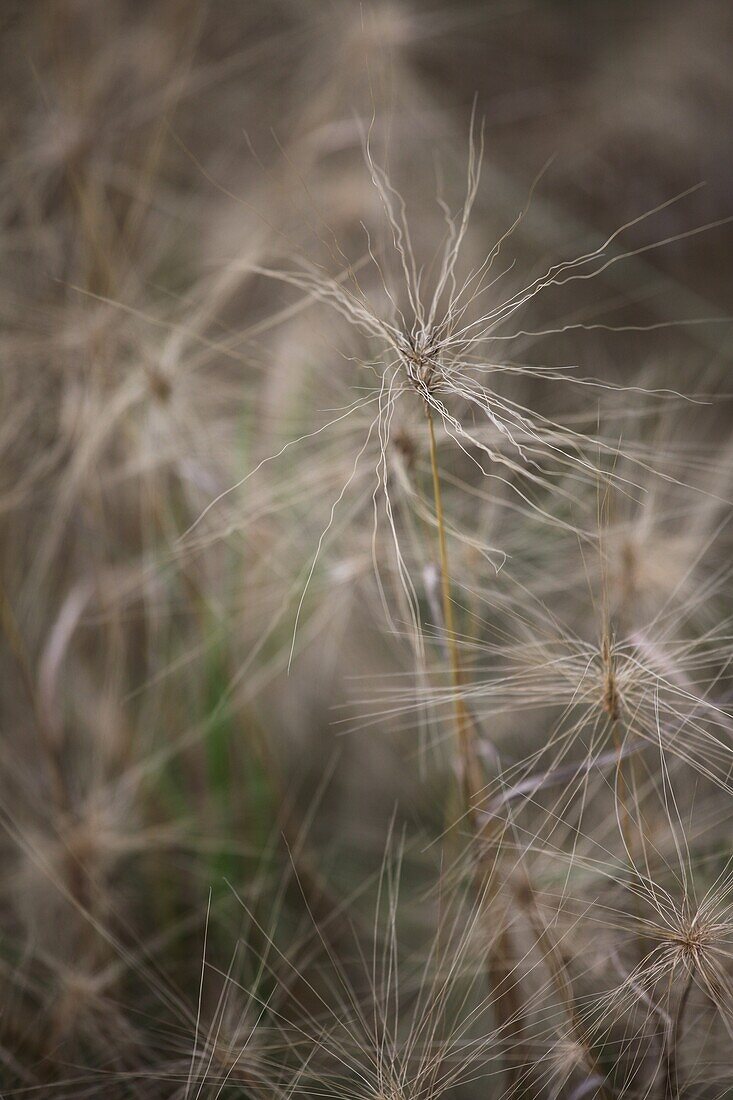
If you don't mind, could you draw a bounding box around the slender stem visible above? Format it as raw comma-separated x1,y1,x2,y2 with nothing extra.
663,970,694,1100
425,404,528,1090
612,718,637,866
521,877,611,1099
425,403,481,808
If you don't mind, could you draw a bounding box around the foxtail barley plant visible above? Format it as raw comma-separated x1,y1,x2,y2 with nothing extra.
2,2,733,1097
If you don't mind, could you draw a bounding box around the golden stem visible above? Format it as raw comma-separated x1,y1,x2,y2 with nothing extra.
425,405,530,1087
612,719,635,861
425,403,481,809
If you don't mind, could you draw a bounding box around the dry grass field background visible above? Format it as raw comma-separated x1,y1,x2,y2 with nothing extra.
2,1,733,1096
